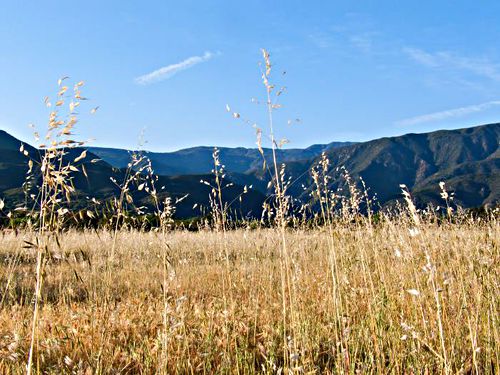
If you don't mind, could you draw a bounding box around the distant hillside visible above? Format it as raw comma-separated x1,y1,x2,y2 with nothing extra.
0,130,34,151
87,142,355,176
280,123,499,208
0,130,37,196
0,124,498,217
0,133,266,218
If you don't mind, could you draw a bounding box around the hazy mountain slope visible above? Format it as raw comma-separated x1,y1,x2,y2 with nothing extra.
0,131,38,204
278,123,500,208
0,124,498,215
87,141,355,176
0,135,122,207
0,133,265,217
0,130,36,151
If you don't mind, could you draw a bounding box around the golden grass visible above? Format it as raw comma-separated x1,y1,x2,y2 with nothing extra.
1,52,497,374
0,221,498,373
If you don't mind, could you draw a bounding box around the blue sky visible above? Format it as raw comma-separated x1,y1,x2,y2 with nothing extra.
1,1,500,151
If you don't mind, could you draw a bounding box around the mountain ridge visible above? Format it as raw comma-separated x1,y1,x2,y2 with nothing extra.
87,141,355,176
283,122,499,208
0,123,498,217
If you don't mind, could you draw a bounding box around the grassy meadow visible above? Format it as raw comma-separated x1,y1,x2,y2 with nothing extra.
0,217,498,373
0,52,498,374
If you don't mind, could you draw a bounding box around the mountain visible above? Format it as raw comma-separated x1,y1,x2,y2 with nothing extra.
0,132,266,218
281,123,499,208
0,130,35,151
87,142,355,176
0,130,37,198
0,124,498,219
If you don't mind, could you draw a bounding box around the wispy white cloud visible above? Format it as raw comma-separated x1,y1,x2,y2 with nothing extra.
403,47,500,81
135,51,215,85
349,35,371,53
403,48,440,67
349,32,377,54
309,27,378,54
308,32,332,49
395,100,500,126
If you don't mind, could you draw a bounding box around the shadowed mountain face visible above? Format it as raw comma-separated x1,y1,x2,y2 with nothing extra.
281,123,499,208
0,123,498,218
0,130,37,195
87,142,355,176
0,133,266,218
0,130,34,151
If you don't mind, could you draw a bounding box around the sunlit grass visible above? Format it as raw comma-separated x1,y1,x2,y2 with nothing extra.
0,219,498,373
0,51,498,374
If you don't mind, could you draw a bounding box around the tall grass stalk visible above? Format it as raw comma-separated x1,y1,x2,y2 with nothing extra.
25,79,89,374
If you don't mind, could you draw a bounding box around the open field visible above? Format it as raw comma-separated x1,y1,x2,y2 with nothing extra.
0,219,498,373
1,2,500,373
0,50,498,375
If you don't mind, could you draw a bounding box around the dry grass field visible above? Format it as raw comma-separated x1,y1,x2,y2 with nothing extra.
0,52,498,374
0,218,498,373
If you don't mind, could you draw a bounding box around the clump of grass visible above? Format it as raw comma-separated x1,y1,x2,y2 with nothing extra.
108,149,148,258
21,78,92,373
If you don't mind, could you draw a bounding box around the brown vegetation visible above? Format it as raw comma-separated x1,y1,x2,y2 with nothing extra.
0,50,498,374
0,217,498,373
